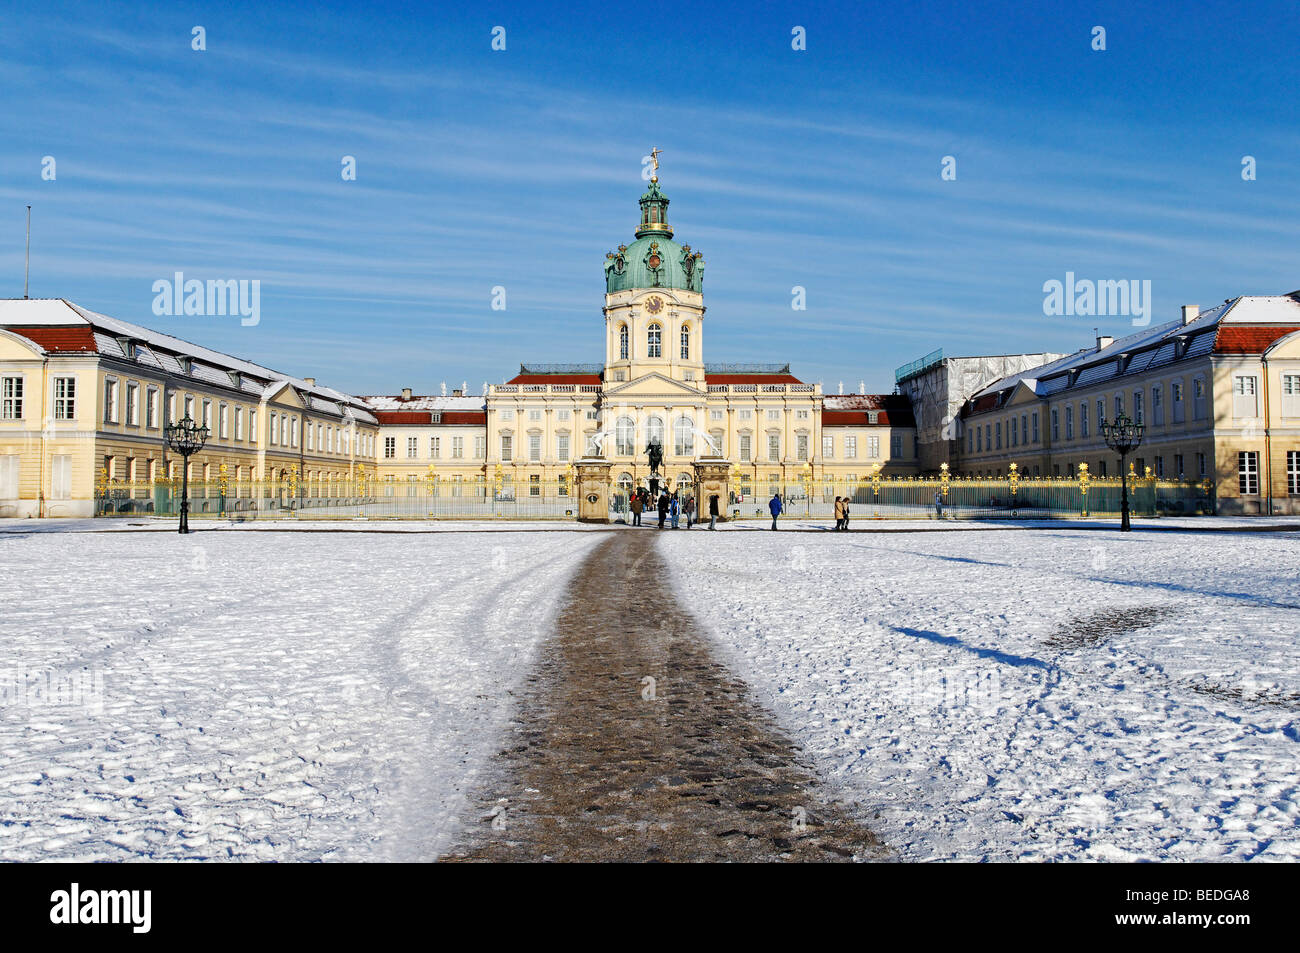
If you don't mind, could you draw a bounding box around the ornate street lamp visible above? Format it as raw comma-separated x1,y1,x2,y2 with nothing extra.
164,414,209,534
1100,413,1144,531
1008,462,1020,517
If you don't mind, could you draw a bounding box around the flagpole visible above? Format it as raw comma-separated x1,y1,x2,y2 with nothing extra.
24,205,31,299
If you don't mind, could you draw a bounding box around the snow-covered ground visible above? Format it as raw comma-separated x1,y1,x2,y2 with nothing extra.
0,518,612,534
661,527,1300,861
0,530,600,861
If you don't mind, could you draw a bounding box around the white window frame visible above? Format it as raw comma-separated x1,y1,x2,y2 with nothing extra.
1238,450,1259,495
125,381,139,426
51,374,75,421
103,376,119,423
1,376,23,420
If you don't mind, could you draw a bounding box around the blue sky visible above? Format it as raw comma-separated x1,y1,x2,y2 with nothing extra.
1,0,1297,395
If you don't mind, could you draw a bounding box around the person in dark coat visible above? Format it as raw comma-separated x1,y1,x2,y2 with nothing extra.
709,493,719,530
769,492,783,530
657,491,670,529
630,492,643,526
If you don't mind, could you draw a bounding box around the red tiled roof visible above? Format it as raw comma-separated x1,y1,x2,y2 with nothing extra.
440,411,487,425
4,326,98,353
374,410,486,426
1215,326,1300,354
375,411,432,424
506,373,601,385
821,409,915,427
706,373,803,385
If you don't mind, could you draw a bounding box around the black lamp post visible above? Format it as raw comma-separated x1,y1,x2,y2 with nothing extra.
1100,413,1144,531
164,414,210,534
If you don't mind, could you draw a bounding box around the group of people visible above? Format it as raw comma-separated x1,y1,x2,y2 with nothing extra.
831,495,851,531
626,488,943,531
627,486,723,530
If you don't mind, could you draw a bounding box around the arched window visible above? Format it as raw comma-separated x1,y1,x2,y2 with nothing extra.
680,324,690,360
646,416,664,447
619,324,628,360
615,416,636,456
674,416,694,457
647,323,661,358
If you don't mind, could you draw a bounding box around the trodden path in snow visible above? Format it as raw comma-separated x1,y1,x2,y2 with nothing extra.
442,529,884,862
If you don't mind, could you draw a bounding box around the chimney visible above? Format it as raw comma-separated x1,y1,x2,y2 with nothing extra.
1096,334,1113,351
1181,303,1199,325
401,387,412,401
303,377,315,387
452,388,463,397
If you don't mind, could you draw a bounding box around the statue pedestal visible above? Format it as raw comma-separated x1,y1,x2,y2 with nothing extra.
574,458,612,523
693,457,733,522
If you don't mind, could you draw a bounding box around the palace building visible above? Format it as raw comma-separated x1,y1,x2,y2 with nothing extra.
362,174,918,509
0,298,379,517
3,170,1296,518
951,297,1300,515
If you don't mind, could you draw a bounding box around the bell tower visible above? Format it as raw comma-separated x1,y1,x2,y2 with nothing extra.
602,156,706,386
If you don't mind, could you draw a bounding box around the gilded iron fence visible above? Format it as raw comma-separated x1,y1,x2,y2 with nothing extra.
94,469,1215,521
94,476,583,520
733,472,1214,521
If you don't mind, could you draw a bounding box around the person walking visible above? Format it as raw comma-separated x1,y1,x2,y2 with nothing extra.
709,493,719,530
933,489,944,521
670,494,680,529
657,491,669,529
842,497,850,531
833,495,843,531
769,491,783,531
684,494,694,528
630,492,643,526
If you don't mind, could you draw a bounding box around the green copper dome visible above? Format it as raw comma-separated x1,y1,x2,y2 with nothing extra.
604,180,704,294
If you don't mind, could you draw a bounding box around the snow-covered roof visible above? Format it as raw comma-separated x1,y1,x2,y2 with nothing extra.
360,395,486,412
0,298,377,424
965,293,1300,413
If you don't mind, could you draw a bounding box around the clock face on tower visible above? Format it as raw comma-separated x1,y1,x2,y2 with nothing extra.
645,296,664,315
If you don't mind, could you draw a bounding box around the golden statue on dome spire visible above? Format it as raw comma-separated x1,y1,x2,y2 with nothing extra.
648,146,663,182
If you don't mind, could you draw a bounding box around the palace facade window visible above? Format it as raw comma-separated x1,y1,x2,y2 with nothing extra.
1,377,22,419
619,324,628,360
126,382,139,426
647,323,661,358
1282,374,1300,417
674,417,693,457
680,325,690,360
1238,451,1259,495
1233,375,1258,418
51,377,75,418
615,416,635,456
